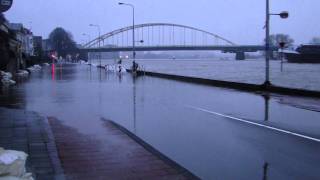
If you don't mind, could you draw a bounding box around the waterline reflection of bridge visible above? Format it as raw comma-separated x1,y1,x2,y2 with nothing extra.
80,23,278,60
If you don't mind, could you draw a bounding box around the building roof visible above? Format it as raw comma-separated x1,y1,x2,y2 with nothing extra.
8,23,23,31
33,36,42,40
8,23,33,35
0,13,9,31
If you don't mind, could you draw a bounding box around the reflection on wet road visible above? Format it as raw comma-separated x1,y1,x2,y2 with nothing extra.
1,64,320,180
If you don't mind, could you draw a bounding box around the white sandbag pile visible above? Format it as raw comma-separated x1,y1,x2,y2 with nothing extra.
42,63,50,66
0,71,16,86
16,70,29,77
79,60,86,64
27,64,42,72
118,66,127,73
105,65,127,73
0,148,33,180
33,65,41,69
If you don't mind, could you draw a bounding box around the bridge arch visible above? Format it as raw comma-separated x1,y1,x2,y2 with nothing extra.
84,23,236,48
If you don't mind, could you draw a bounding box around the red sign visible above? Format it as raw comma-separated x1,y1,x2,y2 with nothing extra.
49,51,58,60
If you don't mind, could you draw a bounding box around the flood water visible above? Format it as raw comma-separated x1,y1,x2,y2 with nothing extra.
91,58,320,91
1,64,320,180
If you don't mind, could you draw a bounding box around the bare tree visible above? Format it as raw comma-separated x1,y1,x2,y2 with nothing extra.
310,37,320,45
49,27,76,57
264,34,294,48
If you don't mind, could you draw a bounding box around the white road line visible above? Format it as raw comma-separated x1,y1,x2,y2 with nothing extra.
187,105,320,143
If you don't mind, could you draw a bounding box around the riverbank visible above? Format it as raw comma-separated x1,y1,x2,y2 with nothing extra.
123,69,320,98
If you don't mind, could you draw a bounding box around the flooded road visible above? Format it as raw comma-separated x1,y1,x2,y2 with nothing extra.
1,64,320,180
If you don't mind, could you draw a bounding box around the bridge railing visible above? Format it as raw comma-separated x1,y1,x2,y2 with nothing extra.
84,23,236,48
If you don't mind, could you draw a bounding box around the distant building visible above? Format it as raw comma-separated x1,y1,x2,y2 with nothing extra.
0,14,21,72
41,39,55,61
8,23,34,57
0,15,9,34
33,36,42,57
0,13,11,70
42,39,53,52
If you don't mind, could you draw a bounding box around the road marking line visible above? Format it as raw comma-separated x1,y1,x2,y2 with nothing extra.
187,105,320,143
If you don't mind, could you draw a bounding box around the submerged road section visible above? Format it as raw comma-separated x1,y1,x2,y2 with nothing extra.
0,64,320,180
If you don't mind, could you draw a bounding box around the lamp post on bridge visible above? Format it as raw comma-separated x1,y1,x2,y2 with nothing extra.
82,33,91,64
89,24,102,67
82,33,91,44
264,0,289,86
118,2,137,72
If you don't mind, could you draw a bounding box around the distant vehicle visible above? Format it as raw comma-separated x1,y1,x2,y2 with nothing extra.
283,45,320,63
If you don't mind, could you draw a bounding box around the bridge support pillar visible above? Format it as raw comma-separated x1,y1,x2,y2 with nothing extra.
79,51,89,61
235,52,245,60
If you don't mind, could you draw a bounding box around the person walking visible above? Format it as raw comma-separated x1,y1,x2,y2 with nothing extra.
118,58,122,73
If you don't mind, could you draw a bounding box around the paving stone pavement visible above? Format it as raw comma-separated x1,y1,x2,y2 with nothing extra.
49,117,197,180
0,107,65,180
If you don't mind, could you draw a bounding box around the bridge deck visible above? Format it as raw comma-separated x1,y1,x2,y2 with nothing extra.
80,45,278,53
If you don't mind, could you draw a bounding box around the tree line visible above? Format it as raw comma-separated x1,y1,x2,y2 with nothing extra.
265,34,320,48
48,27,77,58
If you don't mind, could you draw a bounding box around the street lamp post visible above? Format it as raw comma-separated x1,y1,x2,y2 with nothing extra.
89,24,101,67
118,2,136,71
82,33,91,44
82,33,91,64
265,0,271,86
264,0,288,86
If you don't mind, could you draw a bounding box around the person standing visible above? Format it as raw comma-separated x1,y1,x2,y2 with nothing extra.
118,58,122,73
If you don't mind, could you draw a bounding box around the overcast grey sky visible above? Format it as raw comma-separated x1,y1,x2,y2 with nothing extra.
5,0,320,45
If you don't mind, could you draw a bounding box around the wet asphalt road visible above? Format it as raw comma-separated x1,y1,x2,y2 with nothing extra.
1,64,320,180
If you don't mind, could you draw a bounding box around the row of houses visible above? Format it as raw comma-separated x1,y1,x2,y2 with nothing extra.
0,14,44,74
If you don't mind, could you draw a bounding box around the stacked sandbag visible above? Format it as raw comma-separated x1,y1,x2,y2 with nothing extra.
0,71,16,85
27,64,42,72
0,148,33,180
16,70,29,77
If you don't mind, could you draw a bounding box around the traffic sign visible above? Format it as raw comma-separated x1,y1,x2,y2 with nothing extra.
0,0,13,13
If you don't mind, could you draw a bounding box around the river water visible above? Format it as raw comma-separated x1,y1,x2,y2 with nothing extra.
1,64,320,180
91,58,320,91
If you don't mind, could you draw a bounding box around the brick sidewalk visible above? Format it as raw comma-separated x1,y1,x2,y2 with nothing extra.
49,117,197,180
0,107,64,180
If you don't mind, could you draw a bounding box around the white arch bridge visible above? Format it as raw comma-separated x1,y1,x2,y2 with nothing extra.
79,23,277,60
